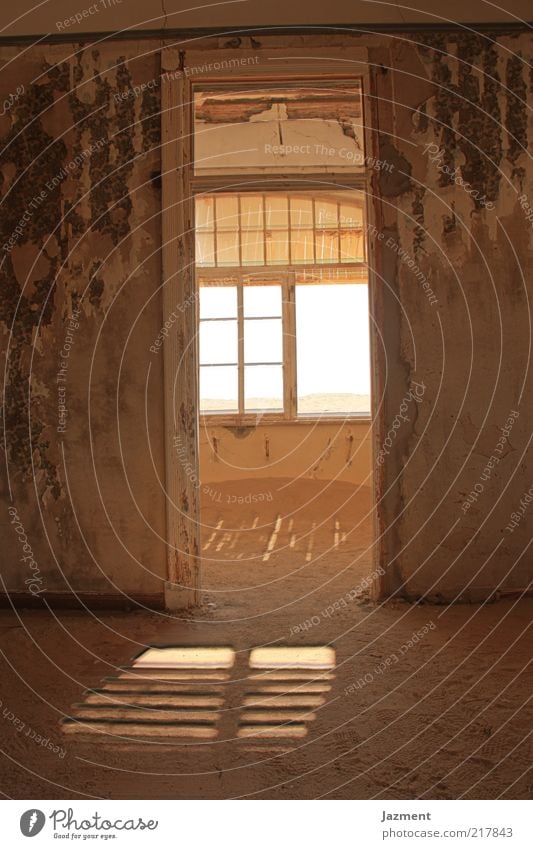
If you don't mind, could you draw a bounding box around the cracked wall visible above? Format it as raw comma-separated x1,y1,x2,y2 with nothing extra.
375,31,533,600
0,28,531,604
0,41,167,601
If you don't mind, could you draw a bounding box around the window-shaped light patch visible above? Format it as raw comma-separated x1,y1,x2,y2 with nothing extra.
133,647,236,669
249,646,336,670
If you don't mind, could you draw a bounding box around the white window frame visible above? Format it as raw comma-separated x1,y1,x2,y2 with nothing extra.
198,266,370,425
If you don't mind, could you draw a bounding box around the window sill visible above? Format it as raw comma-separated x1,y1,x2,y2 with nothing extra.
200,414,372,427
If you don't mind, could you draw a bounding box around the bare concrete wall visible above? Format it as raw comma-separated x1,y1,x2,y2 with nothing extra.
0,28,531,604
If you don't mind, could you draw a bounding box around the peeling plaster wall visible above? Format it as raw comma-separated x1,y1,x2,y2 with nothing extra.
200,422,371,486
0,41,167,599
0,28,531,604
374,32,533,600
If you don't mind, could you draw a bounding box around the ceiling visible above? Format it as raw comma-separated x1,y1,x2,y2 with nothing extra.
0,0,530,39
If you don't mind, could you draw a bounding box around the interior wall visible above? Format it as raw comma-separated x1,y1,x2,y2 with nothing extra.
372,31,533,600
0,41,167,602
0,27,531,604
199,422,372,486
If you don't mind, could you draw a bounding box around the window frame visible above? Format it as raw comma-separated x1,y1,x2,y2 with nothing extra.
199,275,287,418
198,268,371,425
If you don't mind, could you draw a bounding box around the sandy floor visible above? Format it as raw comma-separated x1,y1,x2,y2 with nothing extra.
0,478,531,799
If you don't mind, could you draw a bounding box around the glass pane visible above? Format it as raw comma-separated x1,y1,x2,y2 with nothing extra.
315,230,339,263
291,229,314,264
200,319,237,365
245,365,283,411
266,230,289,265
290,197,313,229
196,197,214,230
243,286,282,317
200,286,237,319
265,196,288,229
196,232,215,266
241,230,264,265
215,195,240,231
315,200,338,228
340,230,365,263
296,283,370,414
241,195,264,229
244,318,282,363
340,203,362,228
195,191,365,270
216,232,240,266
200,365,238,413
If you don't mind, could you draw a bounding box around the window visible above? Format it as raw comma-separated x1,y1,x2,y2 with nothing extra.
199,284,284,414
193,81,371,420
196,193,365,267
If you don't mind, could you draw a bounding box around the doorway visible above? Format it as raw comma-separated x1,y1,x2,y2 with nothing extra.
191,79,376,615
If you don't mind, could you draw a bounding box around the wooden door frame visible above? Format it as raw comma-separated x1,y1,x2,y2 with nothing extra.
160,39,384,609
161,47,200,609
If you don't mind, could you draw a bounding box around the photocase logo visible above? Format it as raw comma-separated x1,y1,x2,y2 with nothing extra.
20,810,46,837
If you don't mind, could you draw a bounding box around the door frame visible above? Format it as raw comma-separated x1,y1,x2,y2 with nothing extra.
160,39,384,608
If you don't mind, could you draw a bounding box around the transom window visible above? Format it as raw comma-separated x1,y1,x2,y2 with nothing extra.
193,80,371,420
196,192,365,267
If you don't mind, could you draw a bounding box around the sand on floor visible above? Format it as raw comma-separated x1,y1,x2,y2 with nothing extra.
0,479,531,799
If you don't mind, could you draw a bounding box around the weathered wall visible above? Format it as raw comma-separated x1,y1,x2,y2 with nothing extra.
200,422,371,486
0,28,531,605
0,41,167,602
373,32,533,600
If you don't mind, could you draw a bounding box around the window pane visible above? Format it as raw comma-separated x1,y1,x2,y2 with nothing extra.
200,286,237,319
315,230,339,263
200,366,238,412
296,283,370,414
291,229,314,264
241,195,264,229
315,200,338,228
196,232,215,266
245,365,283,411
200,319,237,365
266,230,289,264
290,197,313,229
215,196,239,230
265,196,288,229
243,286,282,317
244,318,282,363
216,232,240,266
340,230,365,262
241,230,264,265
196,197,214,230
340,203,362,228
